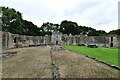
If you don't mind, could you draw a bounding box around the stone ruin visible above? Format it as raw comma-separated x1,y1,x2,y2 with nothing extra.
1,31,120,50
64,34,120,48
2,32,51,50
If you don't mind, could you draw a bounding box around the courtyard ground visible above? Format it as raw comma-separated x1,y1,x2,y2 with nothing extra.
2,46,119,78
2,46,52,78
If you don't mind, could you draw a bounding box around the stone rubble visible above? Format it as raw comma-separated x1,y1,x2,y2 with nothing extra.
51,46,61,80
0,51,17,59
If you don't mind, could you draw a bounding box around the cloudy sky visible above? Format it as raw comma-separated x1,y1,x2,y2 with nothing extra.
0,0,119,32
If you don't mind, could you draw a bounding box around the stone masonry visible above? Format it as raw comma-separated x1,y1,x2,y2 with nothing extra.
1,31,120,50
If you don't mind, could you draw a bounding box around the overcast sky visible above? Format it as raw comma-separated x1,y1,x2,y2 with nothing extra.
0,0,119,32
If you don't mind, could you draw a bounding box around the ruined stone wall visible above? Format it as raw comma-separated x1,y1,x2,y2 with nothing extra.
2,32,119,50
112,36,120,48
2,32,12,49
64,35,119,48
2,32,52,50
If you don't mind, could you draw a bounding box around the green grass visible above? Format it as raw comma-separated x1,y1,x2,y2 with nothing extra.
64,45,119,67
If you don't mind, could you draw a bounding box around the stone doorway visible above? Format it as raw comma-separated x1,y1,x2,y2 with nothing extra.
56,41,58,45
14,37,17,43
110,43,113,47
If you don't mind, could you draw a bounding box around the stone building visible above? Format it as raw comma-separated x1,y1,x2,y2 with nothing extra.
51,31,62,45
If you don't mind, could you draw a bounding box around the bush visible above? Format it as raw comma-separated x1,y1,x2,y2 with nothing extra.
87,45,98,48
78,44,85,46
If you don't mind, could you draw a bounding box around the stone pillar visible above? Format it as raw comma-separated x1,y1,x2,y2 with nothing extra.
8,32,13,48
0,31,2,53
118,36,120,48
0,31,1,78
43,36,46,45
45,35,48,45
73,36,76,45
35,36,37,46
67,37,70,45
104,37,109,47
5,32,8,49
38,36,40,45
35,36,38,45
113,37,119,48
29,37,33,46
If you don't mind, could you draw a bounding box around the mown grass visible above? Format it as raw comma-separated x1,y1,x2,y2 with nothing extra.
64,45,119,67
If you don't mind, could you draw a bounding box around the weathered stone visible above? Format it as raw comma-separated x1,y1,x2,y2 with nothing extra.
0,31,2,53
1,31,120,50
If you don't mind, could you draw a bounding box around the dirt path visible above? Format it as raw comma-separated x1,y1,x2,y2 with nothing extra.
54,50,119,78
2,46,52,78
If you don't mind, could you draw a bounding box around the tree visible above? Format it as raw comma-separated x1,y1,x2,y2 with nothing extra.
2,7,23,34
97,30,107,36
59,20,80,35
108,29,120,35
22,20,41,36
40,22,60,35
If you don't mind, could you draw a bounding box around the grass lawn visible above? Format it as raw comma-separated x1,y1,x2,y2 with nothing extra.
64,45,119,67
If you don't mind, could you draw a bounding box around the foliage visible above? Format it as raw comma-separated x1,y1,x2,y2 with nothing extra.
2,7,23,34
59,20,80,35
22,20,41,36
40,22,60,35
59,20,108,36
108,29,120,35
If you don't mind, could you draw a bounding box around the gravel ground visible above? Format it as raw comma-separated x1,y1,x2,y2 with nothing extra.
2,46,52,78
2,46,119,78
54,50,119,78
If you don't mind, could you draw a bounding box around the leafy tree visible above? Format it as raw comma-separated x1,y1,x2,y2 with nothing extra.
2,7,23,34
59,20,80,35
97,30,107,36
22,20,41,36
108,29,120,35
41,22,60,35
